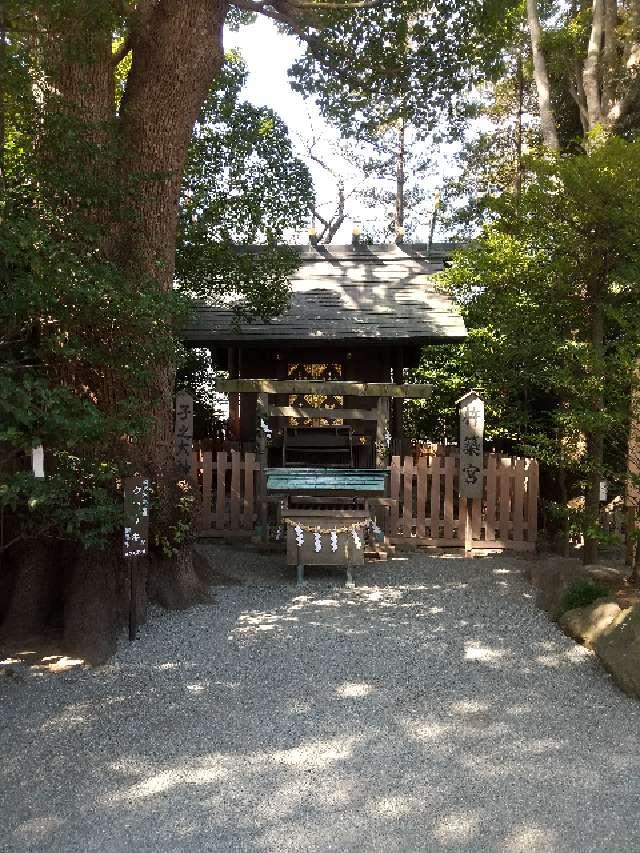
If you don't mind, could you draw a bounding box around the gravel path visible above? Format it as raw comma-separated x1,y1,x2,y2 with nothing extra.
2,547,640,853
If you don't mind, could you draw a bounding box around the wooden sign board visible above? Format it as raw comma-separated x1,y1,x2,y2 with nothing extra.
175,391,194,477
124,476,150,558
458,391,484,498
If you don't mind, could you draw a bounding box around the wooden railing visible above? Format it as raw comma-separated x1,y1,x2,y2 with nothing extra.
193,449,265,537
382,454,539,552
193,449,539,551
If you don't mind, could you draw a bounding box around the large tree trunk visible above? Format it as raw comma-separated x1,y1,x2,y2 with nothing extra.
63,544,128,664
0,540,60,638
583,274,606,564
526,0,560,152
395,119,406,236
2,2,228,659
602,0,618,114
117,0,227,284
583,0,605,129
627,362,640,580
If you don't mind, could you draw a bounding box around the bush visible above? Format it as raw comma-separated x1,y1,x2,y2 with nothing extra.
559,578,612,614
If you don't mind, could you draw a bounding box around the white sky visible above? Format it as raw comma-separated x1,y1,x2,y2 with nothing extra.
224,18,456,244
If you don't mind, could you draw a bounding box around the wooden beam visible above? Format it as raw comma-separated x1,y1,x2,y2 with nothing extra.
216,379,432,398
267,405,379,421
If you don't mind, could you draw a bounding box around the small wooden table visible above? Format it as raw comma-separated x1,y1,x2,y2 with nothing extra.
282,508,370,586
266,468,387,585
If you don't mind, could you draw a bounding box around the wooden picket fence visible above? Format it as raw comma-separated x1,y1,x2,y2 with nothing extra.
193,449,539,551
193,449,265,537
382,454,539,551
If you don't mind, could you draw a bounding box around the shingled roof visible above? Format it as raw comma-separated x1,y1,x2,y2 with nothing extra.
183,242,466,346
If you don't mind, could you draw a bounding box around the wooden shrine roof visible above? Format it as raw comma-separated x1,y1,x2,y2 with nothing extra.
183,243,467,346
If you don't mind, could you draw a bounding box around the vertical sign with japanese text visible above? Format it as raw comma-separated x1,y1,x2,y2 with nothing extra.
175,391,194,477
124,477,150,558
458,391,484,498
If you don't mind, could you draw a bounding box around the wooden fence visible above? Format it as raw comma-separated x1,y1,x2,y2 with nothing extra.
381,454,538,552
193,450,539,551
193,450,265,537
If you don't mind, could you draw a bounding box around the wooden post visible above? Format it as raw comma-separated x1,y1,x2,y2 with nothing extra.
626,506,636,567
402,455,414,538
123,477,150,642
175,390,194,478
392,350,404,448
416,456,428,539
390,456,401,534
376,397,390,468
256,392,269,541
527,459,539,546
230,449,241,530
243,451,255,530
430,454,442,540
486,454,497,543
457,391,484,500
201,450,212,530
463,498,473,556
626,362,640,574
215,451,226,531
227,346,240,441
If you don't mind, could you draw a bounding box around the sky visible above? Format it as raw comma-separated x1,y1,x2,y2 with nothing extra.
224,18,456,244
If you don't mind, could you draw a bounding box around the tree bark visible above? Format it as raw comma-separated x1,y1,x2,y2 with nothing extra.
0,540,60,638
514,48,524,199
63,545,127,664
602,0,618,114
526,0,560,152
395,119,406,236
117,0,227,284
583,273,605,564
19,1,229,652
627,362,640,580
584,0,605,129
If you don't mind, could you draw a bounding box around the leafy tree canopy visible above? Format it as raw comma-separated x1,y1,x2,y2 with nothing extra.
412,138,640,491
289,0,523,140
176,51,314,321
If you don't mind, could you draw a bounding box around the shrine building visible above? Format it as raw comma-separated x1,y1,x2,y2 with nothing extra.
182,241,467,468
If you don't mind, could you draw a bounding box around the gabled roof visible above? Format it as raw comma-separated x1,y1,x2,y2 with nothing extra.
182,242,467,346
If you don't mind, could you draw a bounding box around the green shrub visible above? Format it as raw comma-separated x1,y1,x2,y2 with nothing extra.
560,578,612,614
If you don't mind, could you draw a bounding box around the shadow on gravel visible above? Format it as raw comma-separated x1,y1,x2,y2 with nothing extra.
2,552,640,852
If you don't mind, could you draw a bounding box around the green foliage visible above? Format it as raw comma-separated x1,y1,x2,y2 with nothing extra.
1,41,312,552
288,2,523,239
152,480,198,559
175,348,226,440
0,459,124,550
176,52,314,321
413,139,640,485
559,578,613,614
0,28,188,551
289,0,522,140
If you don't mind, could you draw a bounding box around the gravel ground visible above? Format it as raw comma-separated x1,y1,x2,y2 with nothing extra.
2,545,640,853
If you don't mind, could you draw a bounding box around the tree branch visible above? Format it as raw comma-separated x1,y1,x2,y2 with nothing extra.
0,532,26,554
583,0,604,128
601,0,617,114
568,82,590,133
526,0,560,151
112,36,132,67
609,71,640,127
